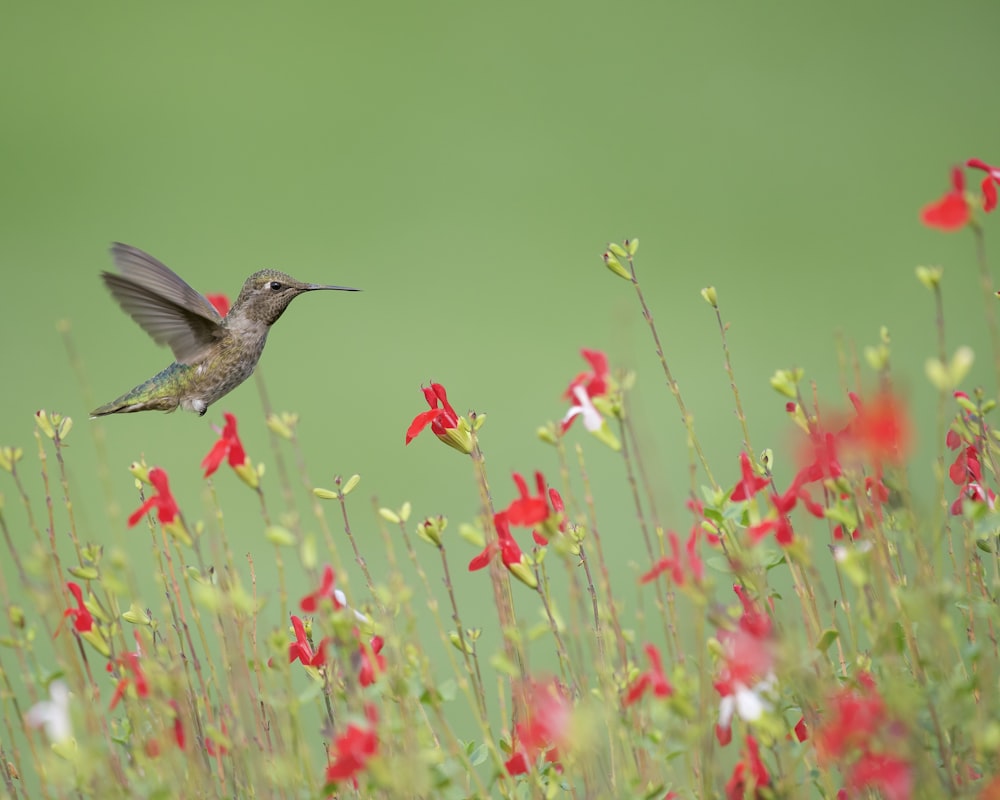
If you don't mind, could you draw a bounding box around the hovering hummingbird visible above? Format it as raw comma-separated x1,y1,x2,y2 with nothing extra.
91,243,359,418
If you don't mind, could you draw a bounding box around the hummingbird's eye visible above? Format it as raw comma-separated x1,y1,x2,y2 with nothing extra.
269,281,283,291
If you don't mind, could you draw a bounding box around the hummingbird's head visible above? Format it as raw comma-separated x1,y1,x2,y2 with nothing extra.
231,270,359,326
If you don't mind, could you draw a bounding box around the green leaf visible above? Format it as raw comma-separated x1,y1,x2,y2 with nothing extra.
815,628,839,653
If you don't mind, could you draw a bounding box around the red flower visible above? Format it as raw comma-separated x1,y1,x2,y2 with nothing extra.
815,672,885,760
640,526,703,585
108,636,150,710
725,735,770,800
405,383,472,453
170,701,186,750
325,705,379,788
623,643,673,705
358,635,386,687
561,349,611,433
504,679,569,775
299,565,345,613
714,587,775,742
563,348,609,401
848,752,912,800
730,452,769,502
205,293,231,317
288,615,328,668
967,158,1000,212
921,166,970,231
127,467,179,527
504,471,550,527
746,515,795,546
62,582,94,634
847,391,912,467
469,513,525,569
205,720,229,757
202,412,251,478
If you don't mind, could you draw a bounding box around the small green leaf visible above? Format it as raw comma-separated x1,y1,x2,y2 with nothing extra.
815,628,840,653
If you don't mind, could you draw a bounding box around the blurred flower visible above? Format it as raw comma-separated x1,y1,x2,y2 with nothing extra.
357,635,386,687
725,735,770,800
921,166,970,231
847,391,912,467
714,587,776,745
205,293,231,316
505,679,569,775
326,705,379,788
563,348,609,402
299,565,345,613
108,636,150,710
127,467,179,527
730,452,769,502
640,527,703,585
623,643,673,706
62,582,93,634
967,158,1000,212
25,681,72,744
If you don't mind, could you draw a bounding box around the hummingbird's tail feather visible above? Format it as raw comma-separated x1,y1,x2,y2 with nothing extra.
90,363,191,417
90,396,181,418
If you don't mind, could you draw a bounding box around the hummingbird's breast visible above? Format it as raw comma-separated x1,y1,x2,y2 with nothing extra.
180,331,268,412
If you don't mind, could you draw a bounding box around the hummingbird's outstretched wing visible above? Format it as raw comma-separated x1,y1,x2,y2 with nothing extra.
103,243,225,365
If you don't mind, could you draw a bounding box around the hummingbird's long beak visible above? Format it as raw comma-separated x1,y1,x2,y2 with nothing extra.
306,284,361,292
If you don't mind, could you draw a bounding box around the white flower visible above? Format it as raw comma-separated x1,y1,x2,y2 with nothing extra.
26,681,72,743
717,672,777,731
562,385,604,432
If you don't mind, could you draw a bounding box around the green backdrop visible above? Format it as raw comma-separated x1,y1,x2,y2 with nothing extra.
2,0,999,790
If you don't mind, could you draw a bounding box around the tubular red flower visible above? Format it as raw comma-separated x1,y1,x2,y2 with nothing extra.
730,452,770,502
127,467,179,527
921,166,970,231
202,412,250,478
325,705,379,787
967,158,1000,212
62,582,94,634
299,565,344,613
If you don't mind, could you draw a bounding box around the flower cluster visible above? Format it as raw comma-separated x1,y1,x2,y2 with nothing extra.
815,672,911,800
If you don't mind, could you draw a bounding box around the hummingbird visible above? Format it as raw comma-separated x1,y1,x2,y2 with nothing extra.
91,243,359,418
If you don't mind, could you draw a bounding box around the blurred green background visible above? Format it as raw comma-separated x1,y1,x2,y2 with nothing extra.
2,0,1000,785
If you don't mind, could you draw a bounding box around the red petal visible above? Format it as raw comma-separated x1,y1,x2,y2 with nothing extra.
983,177,998,213
405,409,441,444
202,439,228,477
920,192,970,231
